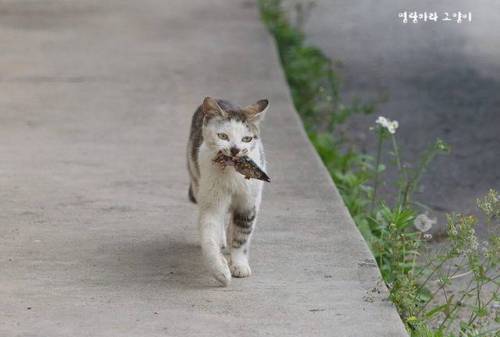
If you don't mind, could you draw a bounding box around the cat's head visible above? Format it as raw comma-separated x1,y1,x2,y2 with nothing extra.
201,97,268,158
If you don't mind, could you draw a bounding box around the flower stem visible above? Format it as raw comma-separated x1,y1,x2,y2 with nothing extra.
391,134,408,207
403,144,440,208
370,129,384,214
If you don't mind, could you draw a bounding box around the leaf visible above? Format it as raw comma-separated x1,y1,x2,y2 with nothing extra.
424,304,448,319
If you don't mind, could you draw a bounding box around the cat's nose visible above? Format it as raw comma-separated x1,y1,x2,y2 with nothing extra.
230,147,240,156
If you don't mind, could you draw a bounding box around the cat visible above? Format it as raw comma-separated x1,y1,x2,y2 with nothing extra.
186,96,269,286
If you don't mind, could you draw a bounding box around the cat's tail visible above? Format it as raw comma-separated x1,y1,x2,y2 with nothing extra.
200,226,231,286
188,184,197,204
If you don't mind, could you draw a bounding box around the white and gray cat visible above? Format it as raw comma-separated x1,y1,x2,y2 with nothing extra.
187,97,268,286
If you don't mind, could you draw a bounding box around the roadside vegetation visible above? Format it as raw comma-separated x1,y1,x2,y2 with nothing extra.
258,1,499,336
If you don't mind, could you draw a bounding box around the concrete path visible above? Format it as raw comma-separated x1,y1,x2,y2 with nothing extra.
0,1,407,336
300,0,500,235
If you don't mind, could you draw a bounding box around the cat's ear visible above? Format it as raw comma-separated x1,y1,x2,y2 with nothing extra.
202,97,227,118
243,99,269,124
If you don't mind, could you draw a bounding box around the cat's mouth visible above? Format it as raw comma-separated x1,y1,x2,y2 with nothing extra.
223,151,243,160
222,152,240,159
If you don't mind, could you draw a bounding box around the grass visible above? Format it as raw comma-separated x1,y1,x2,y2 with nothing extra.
258,1,499,336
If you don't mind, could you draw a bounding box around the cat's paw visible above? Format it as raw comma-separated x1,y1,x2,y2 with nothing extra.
230,261,252,278
212,255,231,287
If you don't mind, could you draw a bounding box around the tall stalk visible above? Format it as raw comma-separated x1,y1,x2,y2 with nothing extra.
391,134,408,207
370,129,384,214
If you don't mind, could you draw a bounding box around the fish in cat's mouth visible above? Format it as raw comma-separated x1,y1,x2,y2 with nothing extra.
212,151,271,182
213,152,236,166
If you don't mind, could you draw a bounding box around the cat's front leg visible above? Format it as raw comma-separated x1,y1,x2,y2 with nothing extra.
230,206,257,278
199,203,232,286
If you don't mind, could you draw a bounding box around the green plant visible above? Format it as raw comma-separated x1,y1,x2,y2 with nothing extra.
364,120,498,337
411,196,499,337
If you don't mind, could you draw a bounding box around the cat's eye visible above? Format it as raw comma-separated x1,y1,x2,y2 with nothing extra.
241,136,253,143
217,133,229,141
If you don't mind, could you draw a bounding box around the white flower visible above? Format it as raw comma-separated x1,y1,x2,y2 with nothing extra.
414,213,437,232
466,235,479,254
423,233,433,241
375,116,399,134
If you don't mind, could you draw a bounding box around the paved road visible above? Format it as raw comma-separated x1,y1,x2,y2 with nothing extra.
301,0,500,235
0,0,407,336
